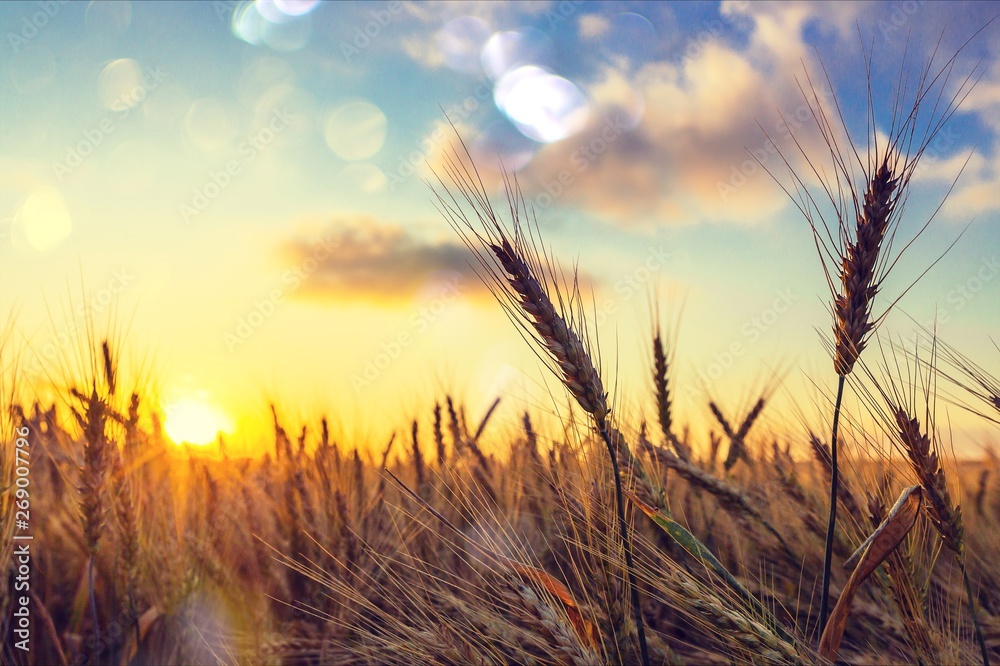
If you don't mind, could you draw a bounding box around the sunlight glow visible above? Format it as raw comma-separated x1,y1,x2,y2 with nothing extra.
164,396,234,445
17,187,72,252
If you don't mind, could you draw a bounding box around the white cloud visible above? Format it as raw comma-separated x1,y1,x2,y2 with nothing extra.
394,2,999,230
578,14,610,40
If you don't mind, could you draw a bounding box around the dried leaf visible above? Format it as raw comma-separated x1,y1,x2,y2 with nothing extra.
503,558,600,651
820,485,922,661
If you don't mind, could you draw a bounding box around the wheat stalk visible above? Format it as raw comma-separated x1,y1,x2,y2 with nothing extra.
433,403,446,469
431,133,650,665
710,397,765,472
69,338,122,665
761,29,988,632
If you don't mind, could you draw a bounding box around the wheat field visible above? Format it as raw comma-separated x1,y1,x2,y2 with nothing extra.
2,319,999,664
2,5,1000,666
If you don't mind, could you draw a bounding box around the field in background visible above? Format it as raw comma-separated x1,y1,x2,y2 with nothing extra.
0,328,998,664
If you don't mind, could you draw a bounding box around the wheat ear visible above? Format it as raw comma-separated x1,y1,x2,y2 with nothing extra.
895,407,988,664
765,32,986,631
431,135,649,665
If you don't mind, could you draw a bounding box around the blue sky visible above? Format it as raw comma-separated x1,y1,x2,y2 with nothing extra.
1,1,997,454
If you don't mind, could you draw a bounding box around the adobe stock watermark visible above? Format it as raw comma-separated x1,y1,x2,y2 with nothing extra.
224,233,339,352
594,245,672,326
386,77,493,191
351,273,466,391
918,255,999,331
716,87,835,202
6,0,68,53
529,113,632,212
684,288,798,399
340,1,403,62
180,107,294,224
671,1,749,67
23,268,135,382
878,1,927,41
52,65,168,182
542,0,585,29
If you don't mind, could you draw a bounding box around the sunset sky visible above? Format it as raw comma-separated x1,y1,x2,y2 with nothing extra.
1,1,997,455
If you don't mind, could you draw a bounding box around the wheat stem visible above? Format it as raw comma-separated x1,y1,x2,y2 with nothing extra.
960,560,990,666
599,422,650,666
819,374,845,635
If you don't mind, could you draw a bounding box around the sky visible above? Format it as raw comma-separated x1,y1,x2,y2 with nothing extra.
1,1,997,456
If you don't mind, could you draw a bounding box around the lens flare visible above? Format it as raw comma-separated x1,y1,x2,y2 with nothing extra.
495,67,589,143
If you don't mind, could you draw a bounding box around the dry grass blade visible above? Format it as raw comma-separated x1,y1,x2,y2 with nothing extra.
471,396,502,444
820,485,922,661
865,491,938,664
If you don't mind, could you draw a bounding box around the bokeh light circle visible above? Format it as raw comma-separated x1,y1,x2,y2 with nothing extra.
232,2,267,45
15,187,73,252
324,101,387,161
338,163,387,194
184,99,239,152
273,0,320,17
98,58,144,110
481,28,554,80
437,16,492,72
232,1,312,51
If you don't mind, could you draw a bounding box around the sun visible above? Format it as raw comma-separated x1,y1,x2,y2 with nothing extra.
163,396,233,445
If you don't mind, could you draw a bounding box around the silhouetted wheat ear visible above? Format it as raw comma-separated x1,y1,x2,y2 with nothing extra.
433,403,445,468
834,156,898,377
894,408,963,554
76,388,111,556
652,330,673,441
894,405,991,665
489,238,609,422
